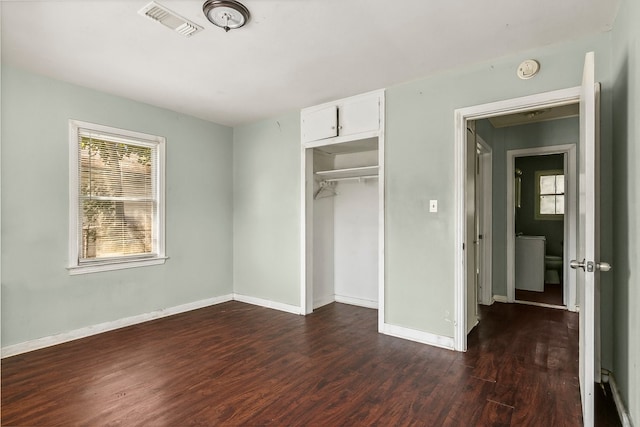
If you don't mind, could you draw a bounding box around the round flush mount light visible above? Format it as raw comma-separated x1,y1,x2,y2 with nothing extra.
203,0,250,32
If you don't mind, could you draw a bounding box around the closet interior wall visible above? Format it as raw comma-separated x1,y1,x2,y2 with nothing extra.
312,142,379,310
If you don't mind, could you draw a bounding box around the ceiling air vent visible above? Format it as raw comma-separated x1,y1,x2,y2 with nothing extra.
138,2,203,37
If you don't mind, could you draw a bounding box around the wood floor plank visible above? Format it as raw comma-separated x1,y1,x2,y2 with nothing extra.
1,301,620,426
477,400,514,427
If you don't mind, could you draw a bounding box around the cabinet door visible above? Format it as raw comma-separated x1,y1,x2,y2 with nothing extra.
339,95,380,137
301,105,338,143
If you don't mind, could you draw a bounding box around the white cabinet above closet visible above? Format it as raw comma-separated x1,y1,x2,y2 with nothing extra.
301,90,384,145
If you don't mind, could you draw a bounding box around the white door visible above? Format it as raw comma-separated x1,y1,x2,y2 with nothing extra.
475,140,492,306
572,51,610,427
466,128,478,333
475,145,483,307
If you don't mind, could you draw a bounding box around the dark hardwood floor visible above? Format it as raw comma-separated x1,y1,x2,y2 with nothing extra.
1,301,621,426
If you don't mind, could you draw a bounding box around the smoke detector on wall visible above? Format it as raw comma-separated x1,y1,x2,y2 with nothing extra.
517,59,540,80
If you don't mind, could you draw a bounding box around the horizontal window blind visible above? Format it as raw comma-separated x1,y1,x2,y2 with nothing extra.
78,129,158,262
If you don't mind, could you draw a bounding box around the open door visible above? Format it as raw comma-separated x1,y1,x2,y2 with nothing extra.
465,126,479,333
571,51,611,427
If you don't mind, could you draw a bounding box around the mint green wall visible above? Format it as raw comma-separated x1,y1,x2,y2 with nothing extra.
232,112,301,306
384,35,613,337
229,35,615,341
612,0,640,422
1,65,234,347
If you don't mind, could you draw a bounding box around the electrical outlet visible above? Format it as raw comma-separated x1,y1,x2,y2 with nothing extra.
429,200,438,213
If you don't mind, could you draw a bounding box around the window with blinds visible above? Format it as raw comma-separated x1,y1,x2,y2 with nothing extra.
69,121,166,274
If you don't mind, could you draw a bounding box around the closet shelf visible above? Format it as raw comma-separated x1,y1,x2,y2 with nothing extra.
315,165,379,181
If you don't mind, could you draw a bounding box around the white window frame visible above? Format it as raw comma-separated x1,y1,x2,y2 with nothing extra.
535,169,565,221
68,120,167,275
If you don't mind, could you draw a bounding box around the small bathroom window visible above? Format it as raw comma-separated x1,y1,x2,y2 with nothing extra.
535,170,564,220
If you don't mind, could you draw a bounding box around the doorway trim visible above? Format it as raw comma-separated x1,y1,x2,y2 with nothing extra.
506,145,577,310
453,86,581,351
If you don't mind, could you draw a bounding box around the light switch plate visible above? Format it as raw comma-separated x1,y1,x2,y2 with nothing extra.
429,200,438,213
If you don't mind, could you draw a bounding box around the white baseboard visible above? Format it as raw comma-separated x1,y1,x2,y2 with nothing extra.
1,294,234,358
380,322,455,350
2,294,453,359
334,295,378,309
514,299,566,310
493,295,508,303
603,371,633,427
313,295,335,310
232,293,303,315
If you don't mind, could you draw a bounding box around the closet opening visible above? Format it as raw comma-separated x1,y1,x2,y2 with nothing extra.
302,136,384,327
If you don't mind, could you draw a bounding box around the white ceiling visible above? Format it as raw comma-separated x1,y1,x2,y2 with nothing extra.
1,0,620,126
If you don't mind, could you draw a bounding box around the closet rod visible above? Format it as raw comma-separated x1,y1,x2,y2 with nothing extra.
323,174,378,183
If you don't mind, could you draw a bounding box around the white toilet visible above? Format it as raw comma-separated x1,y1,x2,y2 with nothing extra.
544,255,563,284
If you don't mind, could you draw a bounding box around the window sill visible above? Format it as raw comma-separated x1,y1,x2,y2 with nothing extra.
67,256,168,275
534,214,564,221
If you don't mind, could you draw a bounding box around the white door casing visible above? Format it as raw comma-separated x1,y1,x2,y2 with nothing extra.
454,85,581,352
505,144,577,310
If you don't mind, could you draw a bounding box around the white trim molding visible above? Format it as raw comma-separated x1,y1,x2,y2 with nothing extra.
67,256,169,275
514,300,567,310
334,295,378,310
380,322,455,350
602,371,633,427
493,295,508,303
2,294,306,359
454,86,581,352
1,294,233,358
68,119,167,275
233,293,304,315
506,144,577,310
313,295,336,310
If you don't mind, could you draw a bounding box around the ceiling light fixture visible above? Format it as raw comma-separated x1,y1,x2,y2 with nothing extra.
203,0,250,32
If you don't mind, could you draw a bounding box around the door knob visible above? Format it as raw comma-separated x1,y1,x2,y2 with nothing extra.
570,259,586,270
570,259,612,272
